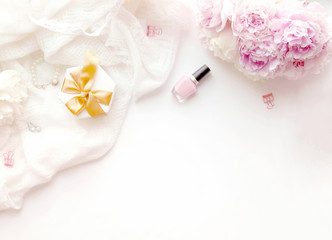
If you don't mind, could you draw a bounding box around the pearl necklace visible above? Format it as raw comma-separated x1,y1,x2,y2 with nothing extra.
31,57,60,89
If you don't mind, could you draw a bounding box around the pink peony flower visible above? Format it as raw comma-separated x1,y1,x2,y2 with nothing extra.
273,2,331,79
197,0,332,81
196,0,232,35
232,1,277,40
237,37,287,79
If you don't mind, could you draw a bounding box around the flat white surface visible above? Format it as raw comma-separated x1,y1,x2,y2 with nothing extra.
1,1,332,239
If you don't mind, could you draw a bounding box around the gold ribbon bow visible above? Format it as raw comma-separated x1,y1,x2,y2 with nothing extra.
61,51,113,118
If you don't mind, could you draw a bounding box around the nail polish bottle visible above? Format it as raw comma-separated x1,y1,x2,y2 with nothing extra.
172,65,210,103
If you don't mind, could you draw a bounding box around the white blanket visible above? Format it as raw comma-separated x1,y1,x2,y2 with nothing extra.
0,0,182,211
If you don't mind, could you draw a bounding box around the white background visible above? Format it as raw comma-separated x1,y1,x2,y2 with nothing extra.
1,0,332,239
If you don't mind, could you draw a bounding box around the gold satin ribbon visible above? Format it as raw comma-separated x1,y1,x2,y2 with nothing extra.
61,51,113,118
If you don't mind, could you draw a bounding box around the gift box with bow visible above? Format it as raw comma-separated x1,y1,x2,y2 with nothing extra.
58,51,116,119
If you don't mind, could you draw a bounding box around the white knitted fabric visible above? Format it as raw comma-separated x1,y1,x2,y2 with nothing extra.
0,0,182,211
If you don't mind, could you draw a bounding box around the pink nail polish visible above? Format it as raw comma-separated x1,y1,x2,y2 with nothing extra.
172,65,210,103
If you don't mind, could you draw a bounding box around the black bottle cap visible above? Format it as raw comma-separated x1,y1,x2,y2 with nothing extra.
192,64,210,82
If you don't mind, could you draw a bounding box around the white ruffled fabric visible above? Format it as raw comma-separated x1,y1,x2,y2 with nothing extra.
0,0,183,211
0,70,28,126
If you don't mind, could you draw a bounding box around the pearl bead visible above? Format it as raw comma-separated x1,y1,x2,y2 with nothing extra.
52,79,58,86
